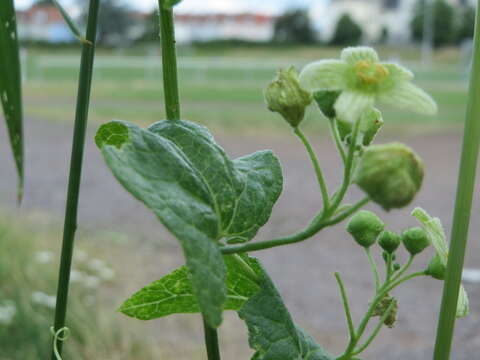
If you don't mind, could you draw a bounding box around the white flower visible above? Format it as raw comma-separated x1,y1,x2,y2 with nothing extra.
31,291,56,309
34,250,54,264
0,301,16,325
412,207,469,318
299,47,437,122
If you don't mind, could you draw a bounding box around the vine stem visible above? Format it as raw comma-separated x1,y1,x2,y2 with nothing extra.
294,126,330,211
50,0,100,358
158,1,220,359
433,2,480,358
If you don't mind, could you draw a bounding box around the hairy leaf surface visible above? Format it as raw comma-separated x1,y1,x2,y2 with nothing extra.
239,263,333,360
119,255,261,320
96,119,282,327
0,0,23,197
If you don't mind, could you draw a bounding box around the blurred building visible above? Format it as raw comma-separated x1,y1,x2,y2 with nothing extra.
313,0,476,44
16,3,75,43
174,13,277,44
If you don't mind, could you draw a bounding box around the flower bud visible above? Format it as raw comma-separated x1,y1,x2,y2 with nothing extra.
313,90,341,119
402,227,430,255
360,107,383,146
346,210,385,248
264,66,312,127
378,231,401,254
355,142,424,210
426,255,446,280
373,294,398,328
393,263,401,271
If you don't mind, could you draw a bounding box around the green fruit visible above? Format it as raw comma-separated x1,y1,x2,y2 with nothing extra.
378,230,401,253
264,66,312,127
355,143,424,210
402,227,430,255
346,210,385,248
426,255,446,280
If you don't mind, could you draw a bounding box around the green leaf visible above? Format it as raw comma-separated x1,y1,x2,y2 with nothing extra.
96,120,282,327
238,263,333,360
119,255,261,320
148,120,283,243
0,0,23,200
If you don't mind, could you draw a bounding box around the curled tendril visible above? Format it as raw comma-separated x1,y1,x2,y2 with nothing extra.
50,326,71,360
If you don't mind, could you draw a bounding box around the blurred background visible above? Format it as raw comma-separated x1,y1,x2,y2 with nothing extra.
1,0,480,359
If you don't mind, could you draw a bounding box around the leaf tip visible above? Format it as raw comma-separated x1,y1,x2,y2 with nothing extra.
95,121,130,149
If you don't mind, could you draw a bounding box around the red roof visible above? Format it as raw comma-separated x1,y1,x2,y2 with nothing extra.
17,4,63,24
175,13,276,25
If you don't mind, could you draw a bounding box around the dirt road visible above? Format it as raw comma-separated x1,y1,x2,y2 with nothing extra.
1,118,479,359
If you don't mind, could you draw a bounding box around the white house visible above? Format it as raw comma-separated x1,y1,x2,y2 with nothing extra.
174,13,277,44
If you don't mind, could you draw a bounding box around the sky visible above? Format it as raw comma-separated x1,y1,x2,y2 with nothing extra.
16,0,323,13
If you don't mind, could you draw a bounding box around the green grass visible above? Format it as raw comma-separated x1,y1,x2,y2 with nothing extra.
22,46,470,134
0,214,157,360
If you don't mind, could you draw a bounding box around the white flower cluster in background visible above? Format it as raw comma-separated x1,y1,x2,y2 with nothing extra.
0,301,17,325
31,291,56,309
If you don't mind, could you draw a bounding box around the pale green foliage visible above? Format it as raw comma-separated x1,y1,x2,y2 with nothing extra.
119,255,261,320
299,46,437,122
239,263,332,360
96,119,282,327
412,208,469,318
0,0,23,198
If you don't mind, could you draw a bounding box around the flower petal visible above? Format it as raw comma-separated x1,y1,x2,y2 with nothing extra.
341,46,379,65
384,63,414,81
412,208,449,264
299,60,348,91
334,91,375,123
379,82,438,115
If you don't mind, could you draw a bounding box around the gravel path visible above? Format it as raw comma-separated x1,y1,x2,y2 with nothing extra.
1,118,479,359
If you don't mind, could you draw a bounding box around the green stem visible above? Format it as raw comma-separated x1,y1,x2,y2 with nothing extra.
294,127,330,211
337,271,425,360
220,197,370,255
433,2,480,358
366,248,380,291
328,117,361,215
335,273,356,344
158,2,221,359
51,0,100,358
352,300,396,356
159,1,180,120
203,317,222,360
329,118,346,164
391,255,414,283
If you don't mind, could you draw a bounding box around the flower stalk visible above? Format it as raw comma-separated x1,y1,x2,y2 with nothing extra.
51,0,100,358
432,3,480,356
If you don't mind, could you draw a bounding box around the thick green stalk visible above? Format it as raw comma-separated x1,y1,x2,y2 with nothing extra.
51,0,100,358
203,317,222,360
158,2,220,358
159,1,180,120
433,3,480,359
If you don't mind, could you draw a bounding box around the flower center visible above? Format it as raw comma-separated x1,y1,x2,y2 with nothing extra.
354,60,389,85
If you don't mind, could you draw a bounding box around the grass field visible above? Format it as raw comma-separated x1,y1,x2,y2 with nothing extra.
22,45,471,134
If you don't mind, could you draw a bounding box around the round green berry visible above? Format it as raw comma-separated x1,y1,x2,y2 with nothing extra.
346,210,385,248
426,255,446,280
402,227,430,255
378,230,401,253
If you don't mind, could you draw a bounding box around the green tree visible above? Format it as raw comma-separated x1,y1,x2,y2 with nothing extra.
456,5,475,43
410,0,455,47
273,9,317,44
79,0,133,46
330,14,363,46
